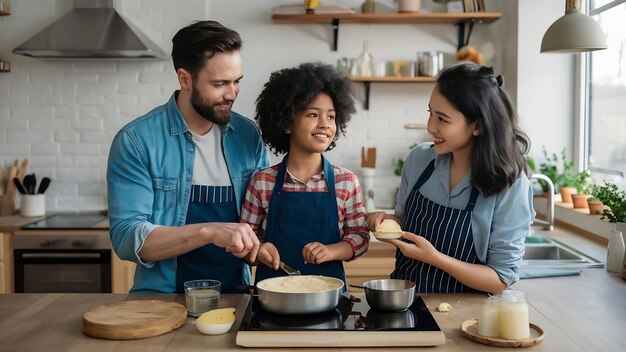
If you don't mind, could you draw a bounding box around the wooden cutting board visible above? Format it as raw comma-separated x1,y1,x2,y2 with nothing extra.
82,300,187,340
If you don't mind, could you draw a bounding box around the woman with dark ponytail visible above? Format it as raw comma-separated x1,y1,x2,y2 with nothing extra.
367,62,535,294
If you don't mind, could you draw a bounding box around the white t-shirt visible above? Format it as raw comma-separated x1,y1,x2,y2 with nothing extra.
191,126,231,187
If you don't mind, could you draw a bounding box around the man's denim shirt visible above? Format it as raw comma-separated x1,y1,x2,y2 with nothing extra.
107,92,270,293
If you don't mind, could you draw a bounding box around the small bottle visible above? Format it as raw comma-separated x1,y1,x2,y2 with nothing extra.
357,41,373,77
607,230,625,272
498,289,530,340
478,295,500,337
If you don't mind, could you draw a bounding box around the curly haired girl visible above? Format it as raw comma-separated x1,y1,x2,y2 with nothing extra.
240,62,369,284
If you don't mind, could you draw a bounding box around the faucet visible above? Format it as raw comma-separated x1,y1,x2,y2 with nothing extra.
530,173,554,231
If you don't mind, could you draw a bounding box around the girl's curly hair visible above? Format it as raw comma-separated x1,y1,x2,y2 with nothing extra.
255,62,356,155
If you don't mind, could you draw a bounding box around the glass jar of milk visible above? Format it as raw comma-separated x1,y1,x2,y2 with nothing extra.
478,295,500,337
498,290,530,339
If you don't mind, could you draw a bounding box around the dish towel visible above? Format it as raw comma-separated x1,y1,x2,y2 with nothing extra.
519,268,582,279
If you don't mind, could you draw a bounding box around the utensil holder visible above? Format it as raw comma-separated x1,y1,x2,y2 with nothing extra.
20,194,45,217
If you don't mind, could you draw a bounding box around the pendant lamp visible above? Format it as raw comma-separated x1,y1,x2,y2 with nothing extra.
541,0,607,53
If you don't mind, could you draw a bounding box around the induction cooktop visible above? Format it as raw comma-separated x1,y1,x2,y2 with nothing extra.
22,214,106,230
236,294,446,347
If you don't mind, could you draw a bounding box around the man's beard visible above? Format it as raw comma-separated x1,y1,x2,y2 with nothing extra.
190,84,233,125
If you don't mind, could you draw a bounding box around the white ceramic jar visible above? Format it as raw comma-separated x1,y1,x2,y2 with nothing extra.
498,290,530,340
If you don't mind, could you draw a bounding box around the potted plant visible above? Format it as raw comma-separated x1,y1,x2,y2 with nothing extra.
587,183,608,215
595,182,626,225
570,170,591,209
538,147,576,202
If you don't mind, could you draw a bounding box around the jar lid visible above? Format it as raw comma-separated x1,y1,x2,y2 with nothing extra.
500,289,526,302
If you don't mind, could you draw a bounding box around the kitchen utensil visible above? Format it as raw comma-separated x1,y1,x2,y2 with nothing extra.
37,177,51,194
255,275,344,314
417,51,443,77
82,300,187,340
281,262,301,276
460,319,545,348
23,174,36,194
353,279,416,312
0,162,18,216
12,177,27,195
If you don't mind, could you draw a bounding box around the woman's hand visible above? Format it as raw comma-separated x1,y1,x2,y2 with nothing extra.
254,242,281,270
303,242,332,264
386,231,441,265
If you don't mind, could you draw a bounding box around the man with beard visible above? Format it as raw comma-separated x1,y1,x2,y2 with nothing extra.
107,21,269,293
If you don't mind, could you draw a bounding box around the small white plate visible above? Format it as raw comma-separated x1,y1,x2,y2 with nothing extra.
373,232,402,239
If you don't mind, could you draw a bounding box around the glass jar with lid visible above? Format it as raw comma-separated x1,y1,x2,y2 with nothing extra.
498,289,530,339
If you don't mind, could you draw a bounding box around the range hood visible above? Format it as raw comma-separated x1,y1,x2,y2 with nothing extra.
13,0,167,60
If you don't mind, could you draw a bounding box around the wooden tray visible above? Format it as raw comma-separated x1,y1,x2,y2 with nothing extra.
460,319,544,348
83,300,187,340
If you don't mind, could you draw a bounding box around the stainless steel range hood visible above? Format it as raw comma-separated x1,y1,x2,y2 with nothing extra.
13,0,167,60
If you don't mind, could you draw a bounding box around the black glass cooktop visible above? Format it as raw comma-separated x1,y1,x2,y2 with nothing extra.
239,294,441,332
22,214,106,230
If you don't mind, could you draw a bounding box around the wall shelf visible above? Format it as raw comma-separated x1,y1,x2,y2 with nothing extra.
0,1,10,15
349,76,436,110
1,2,10,72
272,12,501,51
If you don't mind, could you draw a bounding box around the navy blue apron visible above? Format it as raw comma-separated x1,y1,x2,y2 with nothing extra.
255,155,345,285
176,185,243,293
391,159,481,293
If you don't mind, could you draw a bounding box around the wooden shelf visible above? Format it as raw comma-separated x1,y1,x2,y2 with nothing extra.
348,76,436,110
272,12,501,24
1,2,10,72
349,76,436,83
0,1,10,15
404,124,428,130
272,12,501,52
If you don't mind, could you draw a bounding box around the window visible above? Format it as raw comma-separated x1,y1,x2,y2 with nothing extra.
585,0,626,189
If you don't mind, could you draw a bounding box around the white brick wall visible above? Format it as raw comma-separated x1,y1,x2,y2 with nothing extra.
0,0,508,212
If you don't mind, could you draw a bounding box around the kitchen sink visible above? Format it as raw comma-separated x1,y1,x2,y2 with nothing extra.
521,236,604,268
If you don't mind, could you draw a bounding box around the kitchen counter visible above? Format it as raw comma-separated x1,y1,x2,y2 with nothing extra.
1,226,625,351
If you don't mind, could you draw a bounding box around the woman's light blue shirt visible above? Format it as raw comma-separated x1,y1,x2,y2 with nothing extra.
395,143,535,286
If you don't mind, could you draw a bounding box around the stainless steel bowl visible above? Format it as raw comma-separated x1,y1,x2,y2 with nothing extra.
363,279,416,312
256,275,344,314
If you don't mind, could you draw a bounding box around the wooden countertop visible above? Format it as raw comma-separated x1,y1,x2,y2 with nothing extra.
0,226,624,351
1,258,625,350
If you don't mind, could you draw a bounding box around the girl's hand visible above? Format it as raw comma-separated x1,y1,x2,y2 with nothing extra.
365,211,387,232
255,242,281,270
386,231,440,265
303,242,332,264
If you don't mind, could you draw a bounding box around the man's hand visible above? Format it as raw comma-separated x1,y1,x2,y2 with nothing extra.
254,242,281,270
207,223,260,262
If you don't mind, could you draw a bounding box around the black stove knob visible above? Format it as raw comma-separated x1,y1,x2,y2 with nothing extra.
71,239,84,247
40,239,58,247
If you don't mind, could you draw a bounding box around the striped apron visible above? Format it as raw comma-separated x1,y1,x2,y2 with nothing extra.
391,159,481,293
175,185,244,293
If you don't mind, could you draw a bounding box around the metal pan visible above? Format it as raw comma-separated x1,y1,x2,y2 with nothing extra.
256,275,344,314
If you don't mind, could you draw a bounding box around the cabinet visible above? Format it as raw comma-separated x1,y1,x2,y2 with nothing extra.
0,232,14,293
344,241,395,292
0,2,10,73
272,12,501,109
112,251,136,293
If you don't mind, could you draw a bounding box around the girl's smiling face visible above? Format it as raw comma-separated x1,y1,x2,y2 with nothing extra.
285,93,337,155
426,86,481,156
